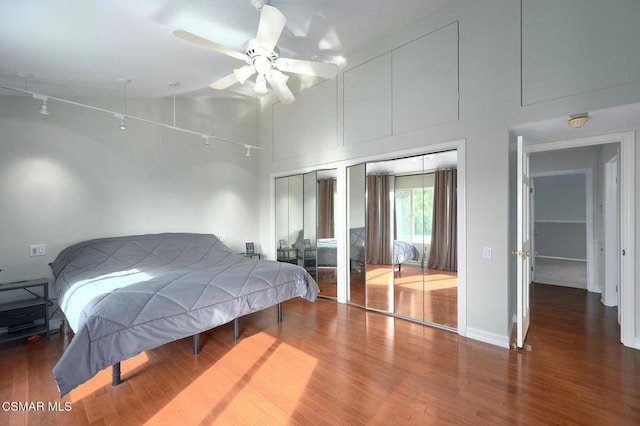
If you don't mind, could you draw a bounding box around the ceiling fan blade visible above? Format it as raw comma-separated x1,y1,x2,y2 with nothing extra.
209,73,239,90
265,72,295,104
173,30,248,62
275,57,338,78
255,5,287,52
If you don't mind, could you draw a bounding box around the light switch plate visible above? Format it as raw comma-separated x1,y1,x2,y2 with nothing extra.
483,247,492,259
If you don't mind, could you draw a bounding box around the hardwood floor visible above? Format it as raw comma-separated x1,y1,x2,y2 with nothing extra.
1,284,638,425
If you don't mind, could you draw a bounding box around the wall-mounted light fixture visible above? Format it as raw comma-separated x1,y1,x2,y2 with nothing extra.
568,113,589,129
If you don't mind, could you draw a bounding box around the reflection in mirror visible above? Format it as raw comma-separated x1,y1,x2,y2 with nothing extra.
275,177,291,262
302,172,317,278
315,169,337,298
275,175,303,265
394,157,430,319
347,164,366,306
365,169,395,312
423,158,458,328
363,151,458,329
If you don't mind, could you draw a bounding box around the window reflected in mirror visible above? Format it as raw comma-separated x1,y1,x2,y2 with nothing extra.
347,163,366,306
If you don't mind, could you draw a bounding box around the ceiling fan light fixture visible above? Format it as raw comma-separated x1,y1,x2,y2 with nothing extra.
255,74,268,94
253,56,272,75
233,65,255,84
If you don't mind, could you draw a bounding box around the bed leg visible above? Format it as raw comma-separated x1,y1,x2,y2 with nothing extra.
233,318,239,341
112,362,121,386
277,303,282,323
193,333,200,355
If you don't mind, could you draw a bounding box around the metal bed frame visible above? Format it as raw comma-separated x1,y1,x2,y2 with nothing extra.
110,302,283,386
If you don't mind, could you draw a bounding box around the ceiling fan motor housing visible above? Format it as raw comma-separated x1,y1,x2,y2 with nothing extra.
243,39,279,70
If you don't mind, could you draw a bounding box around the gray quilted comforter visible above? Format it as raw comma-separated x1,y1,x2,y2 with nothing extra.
50,233,318,397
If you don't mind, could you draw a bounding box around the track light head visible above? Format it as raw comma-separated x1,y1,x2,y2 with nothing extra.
114,113,127,130
32,93,50,115
245,145,251,157
39,100,49,115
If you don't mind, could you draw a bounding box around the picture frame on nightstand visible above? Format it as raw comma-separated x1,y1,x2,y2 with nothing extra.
245,242,255,255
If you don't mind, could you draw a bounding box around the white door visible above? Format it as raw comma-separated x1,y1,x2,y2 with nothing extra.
603,157,620,310
516,136,532,348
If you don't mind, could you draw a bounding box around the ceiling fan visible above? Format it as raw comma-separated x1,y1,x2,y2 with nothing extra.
173,3,338,104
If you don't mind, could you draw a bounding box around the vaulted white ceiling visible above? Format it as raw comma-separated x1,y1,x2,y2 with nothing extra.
0,0,452,99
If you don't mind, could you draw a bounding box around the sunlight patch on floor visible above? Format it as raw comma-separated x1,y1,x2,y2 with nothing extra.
145,332,317,424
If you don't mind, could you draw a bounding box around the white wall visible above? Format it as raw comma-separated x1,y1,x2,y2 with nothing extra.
258,0,640,346
0,94,260,285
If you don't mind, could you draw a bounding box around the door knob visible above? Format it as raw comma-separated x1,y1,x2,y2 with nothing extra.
511,250,531,258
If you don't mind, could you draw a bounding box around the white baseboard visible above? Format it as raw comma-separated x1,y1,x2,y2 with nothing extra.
466,327,510,349
633,337,640,351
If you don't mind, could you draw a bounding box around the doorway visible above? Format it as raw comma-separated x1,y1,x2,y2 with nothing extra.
530,169,592,291
517,131,635,349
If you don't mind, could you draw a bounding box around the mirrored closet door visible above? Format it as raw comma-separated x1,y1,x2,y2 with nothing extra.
347,164,366,306
275,169,337,299
347,151,459,329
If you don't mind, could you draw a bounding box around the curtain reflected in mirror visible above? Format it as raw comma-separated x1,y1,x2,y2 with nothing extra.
302,172,317,278
365,173,395,311
347,164,366,306
316,170,337,298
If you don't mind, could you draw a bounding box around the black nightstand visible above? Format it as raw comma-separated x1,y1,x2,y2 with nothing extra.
240,253,262,260
277,248,297,264
0,278,50,345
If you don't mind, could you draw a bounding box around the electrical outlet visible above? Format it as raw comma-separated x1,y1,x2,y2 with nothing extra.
29,244,46,257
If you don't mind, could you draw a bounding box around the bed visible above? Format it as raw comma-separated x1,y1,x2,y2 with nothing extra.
50,233,318,397
316,227,419,268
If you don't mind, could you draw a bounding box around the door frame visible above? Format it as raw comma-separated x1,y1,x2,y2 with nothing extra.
524,131,636,349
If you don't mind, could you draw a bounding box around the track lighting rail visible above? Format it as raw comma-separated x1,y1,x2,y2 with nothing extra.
0,85,262,153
